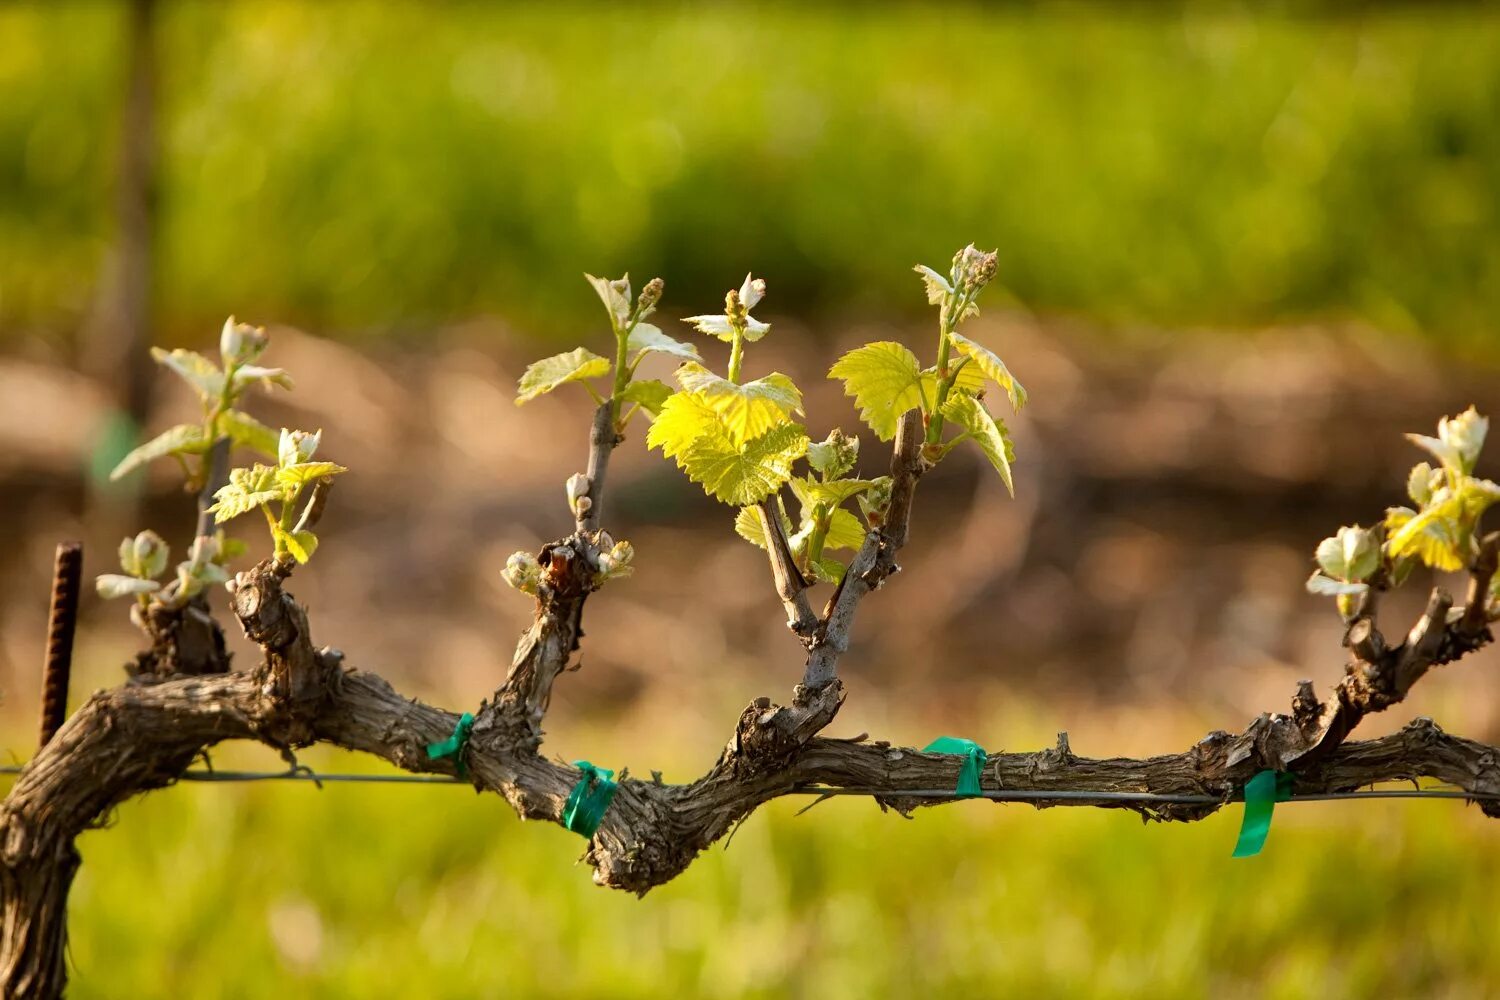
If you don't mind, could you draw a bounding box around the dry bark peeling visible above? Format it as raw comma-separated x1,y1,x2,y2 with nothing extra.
3,403,1499,999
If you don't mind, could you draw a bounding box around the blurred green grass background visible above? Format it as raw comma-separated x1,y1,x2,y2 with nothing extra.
4,2,1500,349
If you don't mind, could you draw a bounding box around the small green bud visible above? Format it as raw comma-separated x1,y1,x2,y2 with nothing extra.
121,529,169,580
596,539,635,580
220,316,270,367
807,429,859,480
738,273,766,311
502,551,543,595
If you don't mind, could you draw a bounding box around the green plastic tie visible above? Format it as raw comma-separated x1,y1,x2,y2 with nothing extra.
923,736,987,798
1232,769,1294,858
563,761,618,839
425,712,474,779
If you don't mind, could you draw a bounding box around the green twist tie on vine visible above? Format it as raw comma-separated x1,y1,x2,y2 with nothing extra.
1232,770,1294,858
923,736,987,798
563,761,618,839
425,712,474,779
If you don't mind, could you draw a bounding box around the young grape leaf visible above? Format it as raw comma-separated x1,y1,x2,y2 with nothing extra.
220,409,280,459
151,348,225,401
516,348,612,404
275,461,348,487
1385,502,1465,572
821,507,871,551
828,341,925,441
787,476,884,509
618,378,673,416
586,273,632,326
674,364,802,445
1305,573,1370,597
947,331,1027,411
733,500,795,550
281,528,319,564
806,430,859,480
231,365,295,394
648,393,807,505
95,574,163,600
627,323,701,363
940,394,1015,496
914,264,953,305
681,314,771,343
109,423,212,481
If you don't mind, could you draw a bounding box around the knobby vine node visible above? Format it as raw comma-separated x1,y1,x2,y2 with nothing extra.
3,247,1499,1000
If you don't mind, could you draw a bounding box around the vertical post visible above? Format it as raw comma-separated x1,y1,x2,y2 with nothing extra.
39,543,83,750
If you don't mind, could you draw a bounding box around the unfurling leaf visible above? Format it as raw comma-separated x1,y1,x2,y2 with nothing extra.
681,313,771,343
828,341,925,441
231,365,294,394
501,551,543,595
220,409,280,459
1385,503,1465,572
626,323,700,363
1305,572,1370,597
95,574,162,600
109,423,212,481
940,394,1016,496
282,529,319,564
278,428,322,466
947,331,1027,411
787,476,884,510
1313,525,1380,583
1407,462,1439,507
618,378,673,417
734,503,792,550
674,364,802,444
209,465,281,522
516,348,611,404
119,530,170,580
150,347,225,400
913,264,953,306
586,273,632,326
596,540,635,581
219,316,270,367
807,429,859,480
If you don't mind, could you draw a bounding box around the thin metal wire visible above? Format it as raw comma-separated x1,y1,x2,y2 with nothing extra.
2,764,1497,803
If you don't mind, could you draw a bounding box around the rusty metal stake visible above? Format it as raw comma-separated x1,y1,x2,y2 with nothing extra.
39,542,83,750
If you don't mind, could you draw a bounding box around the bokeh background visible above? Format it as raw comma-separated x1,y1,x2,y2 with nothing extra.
4,2,1500,997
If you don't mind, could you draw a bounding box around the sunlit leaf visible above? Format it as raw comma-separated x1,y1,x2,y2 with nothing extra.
940,394,1015,496
648,393,807,505
1305,573,1370,597
618,378,673,416
947,331,1027,411
586,273,631,326
220,409,280,459
109,423,211,481
275,461,347,486
674,363,802,445
913,264,952,306
516,348,611,404
828,341,925,441
231,365,295,394
151,347,225,400
627,323,700,363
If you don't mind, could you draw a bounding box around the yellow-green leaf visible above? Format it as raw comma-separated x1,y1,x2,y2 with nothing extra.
674,363,802,445
941,394,1016,496
947,331,1027,411
618,378,673,417
109,423,211,481
828,341,925,441
151,348,225,400
283,529,319,564
220,409,280,459
516,348,611,404
276,461,347,486
627,323,700,363
649,393,807,505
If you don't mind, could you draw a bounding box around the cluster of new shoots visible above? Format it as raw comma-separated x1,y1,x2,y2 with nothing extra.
1307,406,1500,620
97,320,344,615
506,245,1029,600
206,428,346,565
109,318,291,487
96,529,243,611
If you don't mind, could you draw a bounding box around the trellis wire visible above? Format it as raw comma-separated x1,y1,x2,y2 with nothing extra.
1,764,1496,803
